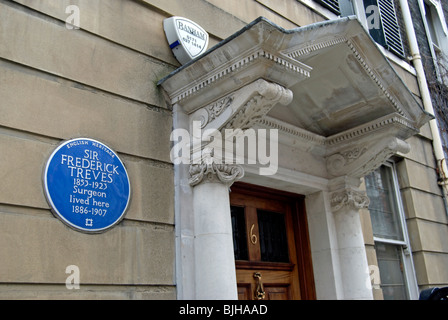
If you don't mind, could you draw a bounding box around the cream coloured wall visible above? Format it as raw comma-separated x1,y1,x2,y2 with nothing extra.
1,0,446,299
0,0,176,299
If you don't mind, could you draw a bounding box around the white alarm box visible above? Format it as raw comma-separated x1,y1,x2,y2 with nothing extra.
163,16,209,65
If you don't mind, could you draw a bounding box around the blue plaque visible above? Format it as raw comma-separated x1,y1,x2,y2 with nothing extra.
43,138,131,233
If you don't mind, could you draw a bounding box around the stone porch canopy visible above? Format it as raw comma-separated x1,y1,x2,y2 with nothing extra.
157,16,432,300
158,16,431,178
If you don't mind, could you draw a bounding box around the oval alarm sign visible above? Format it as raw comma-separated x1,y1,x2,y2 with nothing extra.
163,16,209,65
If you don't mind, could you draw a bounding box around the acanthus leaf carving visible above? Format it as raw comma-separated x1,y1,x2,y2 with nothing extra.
207,96,234,122
326,137,410,178
192,79,293,133
189,148,244,187
188,79,292,178
330,187,370,212
222,80,292,131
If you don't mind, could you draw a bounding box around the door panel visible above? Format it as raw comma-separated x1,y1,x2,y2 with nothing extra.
257,209,289,262
230,182,315,300
265,286,290,300
235,265,298,300
237,284,251,300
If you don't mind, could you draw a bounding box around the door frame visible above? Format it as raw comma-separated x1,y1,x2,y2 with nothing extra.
230,182,316,300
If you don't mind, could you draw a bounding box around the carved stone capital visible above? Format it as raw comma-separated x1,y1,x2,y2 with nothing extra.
189,150,244,187
330,187,370,212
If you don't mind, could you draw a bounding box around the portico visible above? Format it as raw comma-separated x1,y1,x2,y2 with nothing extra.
158,16,431,299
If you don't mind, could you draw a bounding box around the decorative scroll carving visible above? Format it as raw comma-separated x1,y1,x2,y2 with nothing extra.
222,80,293,131
190,79,293,133
186,79,292,185
341,147,368,163
326,137,410,178
207,96,234,123
357,138,410,176
330,188,370,212
189,149,244,187
191,95,234,129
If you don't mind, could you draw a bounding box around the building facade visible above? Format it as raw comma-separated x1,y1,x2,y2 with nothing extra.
0,0,447,300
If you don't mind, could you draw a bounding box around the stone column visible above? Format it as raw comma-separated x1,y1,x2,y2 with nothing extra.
189,152,244,299
330,180,373,300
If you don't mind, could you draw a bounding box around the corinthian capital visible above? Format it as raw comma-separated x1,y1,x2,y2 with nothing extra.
189,149,244,187
330,187,370,212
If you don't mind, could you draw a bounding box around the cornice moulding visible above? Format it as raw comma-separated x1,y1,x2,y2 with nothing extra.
170,47,311,106
159,16,431,131
159,16,432,182
258,113,417,150
325,113,418,147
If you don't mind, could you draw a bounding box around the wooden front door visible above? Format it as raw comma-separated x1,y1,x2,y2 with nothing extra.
230,182,315,300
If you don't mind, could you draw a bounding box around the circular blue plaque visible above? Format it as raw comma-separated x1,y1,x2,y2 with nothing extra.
43,138,131,233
